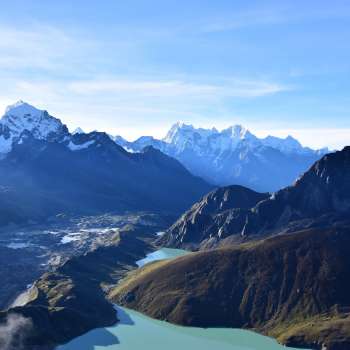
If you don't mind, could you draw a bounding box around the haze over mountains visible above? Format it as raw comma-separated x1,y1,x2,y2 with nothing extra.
115,122,329,192
0,100,332,227
0,100,349,350
0,1,349,349
0,101,211,226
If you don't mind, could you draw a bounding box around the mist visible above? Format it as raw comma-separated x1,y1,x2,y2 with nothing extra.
0,314,32,350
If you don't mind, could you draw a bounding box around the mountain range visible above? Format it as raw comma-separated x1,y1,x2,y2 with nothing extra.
0,101,211,226
115,122,328,192
0,100,349,350
112,146,350,350
1,145,349,350
162,146,350,249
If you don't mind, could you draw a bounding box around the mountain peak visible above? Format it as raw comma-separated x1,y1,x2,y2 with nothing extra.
0,101,69,154
169,121,195,132
72,127,85,135
262,134,304,154
222,124,256,141
2,101,67,136
4,100,43,118
174,121,193,129
163,121,220,144
163,122,196,143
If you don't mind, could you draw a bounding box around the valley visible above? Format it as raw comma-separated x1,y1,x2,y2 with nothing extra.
1,2,348,350
0,212,174,310
112,226,350,350
59,249,310,350
0,220,161,350
0,101,348,350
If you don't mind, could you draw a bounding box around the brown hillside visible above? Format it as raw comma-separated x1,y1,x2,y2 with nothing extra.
112,226,350,350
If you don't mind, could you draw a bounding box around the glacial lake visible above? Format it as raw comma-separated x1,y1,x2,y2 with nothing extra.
135,247,188,267
58,248,310,350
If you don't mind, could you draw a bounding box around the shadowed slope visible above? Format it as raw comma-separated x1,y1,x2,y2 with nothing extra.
0,133,212,226
162,147,350,249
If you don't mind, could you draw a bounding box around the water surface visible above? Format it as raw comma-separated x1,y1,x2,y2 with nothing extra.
58,248,310,350
136,247,188,267
60,305,310,350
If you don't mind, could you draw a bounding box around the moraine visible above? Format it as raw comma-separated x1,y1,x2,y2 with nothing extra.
58,248,310,350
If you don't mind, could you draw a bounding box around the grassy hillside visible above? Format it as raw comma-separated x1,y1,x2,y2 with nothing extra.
112,226,350,350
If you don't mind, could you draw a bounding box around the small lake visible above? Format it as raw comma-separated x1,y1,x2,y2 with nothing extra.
136,247,188,267
58,248,310,350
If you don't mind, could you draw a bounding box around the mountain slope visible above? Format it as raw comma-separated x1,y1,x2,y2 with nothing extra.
116,122,328,192
0,228,153,350
161,185,269,249
112,226,350,350
0,102,212,226
162,146,350,248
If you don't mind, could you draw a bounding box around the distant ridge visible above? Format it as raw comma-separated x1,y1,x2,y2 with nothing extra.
0,101,329,192
115,122,329,192
0,101,212,225
162,146,350,249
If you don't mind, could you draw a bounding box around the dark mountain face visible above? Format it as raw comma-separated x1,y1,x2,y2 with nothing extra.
243,146,350,232
0,131,212,226
113,226,350,350
162,147,350,248
160,185,269,248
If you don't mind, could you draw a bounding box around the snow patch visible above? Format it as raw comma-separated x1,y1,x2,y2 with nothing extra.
123,146,137,153
68,140,95,151
6,242,31,249
60,235,81,244
0,135,13,153
72,127,85,134
262,135,304,154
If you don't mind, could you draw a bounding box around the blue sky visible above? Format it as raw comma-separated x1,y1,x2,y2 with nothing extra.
0,0,349,149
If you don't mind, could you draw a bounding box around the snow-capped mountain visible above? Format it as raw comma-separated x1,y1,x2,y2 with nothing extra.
115,122,329,192
161,122,323,156
0,101,113,155
0,101,69,154
72,127,85,135
0,101,329,194
0,101,211,226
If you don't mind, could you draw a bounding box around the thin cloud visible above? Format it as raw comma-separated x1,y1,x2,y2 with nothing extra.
200,3,350,33
0,25,73,70
0,79,347,150
68,78,287,98
201,10,286,33
0,24,99,72
0,75,288,145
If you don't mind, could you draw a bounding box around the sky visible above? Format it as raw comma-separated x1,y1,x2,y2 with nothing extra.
0,0,349,149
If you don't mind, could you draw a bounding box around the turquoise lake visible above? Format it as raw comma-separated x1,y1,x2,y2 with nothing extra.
58,248,310,350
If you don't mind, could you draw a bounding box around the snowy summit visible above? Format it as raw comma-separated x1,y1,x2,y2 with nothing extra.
2,100,65,139
0,101,68,154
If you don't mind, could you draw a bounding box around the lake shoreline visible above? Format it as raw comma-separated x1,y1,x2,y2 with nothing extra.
60,247,311,350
